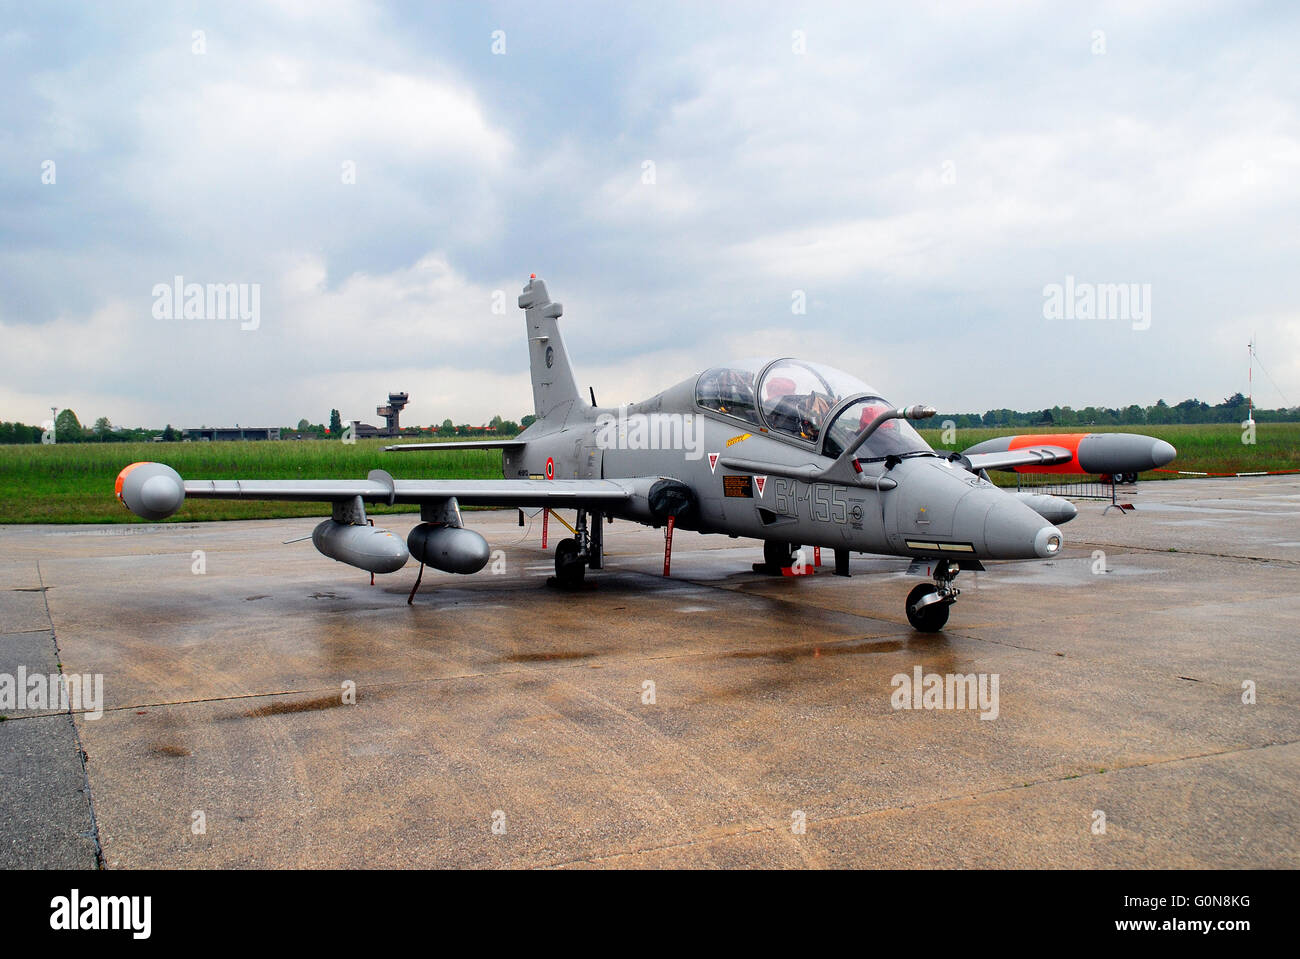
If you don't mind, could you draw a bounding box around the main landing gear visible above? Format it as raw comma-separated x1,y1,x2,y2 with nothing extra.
554,538,585,588
553,509,603,589
905,559,962,632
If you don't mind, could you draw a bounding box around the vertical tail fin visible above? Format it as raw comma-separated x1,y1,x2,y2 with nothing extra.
518,276,581,422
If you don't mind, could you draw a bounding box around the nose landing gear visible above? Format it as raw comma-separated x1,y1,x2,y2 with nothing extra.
905,559,962,632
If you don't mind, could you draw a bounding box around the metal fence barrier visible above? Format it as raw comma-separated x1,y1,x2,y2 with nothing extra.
1014,474,1135,513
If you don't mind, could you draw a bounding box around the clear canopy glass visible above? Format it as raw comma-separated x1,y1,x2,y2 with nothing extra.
695,358,765,427
822,397,932,459
757,359,876,443
696,357,932,457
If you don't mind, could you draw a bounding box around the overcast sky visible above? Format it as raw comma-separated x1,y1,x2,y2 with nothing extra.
2,0,1298,429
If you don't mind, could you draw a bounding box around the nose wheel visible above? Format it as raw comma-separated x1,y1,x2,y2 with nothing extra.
905,559,961,632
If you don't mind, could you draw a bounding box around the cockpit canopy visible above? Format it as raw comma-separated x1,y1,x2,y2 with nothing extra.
695,357,932,460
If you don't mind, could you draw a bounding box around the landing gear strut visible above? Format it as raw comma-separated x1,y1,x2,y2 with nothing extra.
906,559,961,632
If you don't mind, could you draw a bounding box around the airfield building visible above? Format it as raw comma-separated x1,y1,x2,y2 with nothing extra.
186,427,281,442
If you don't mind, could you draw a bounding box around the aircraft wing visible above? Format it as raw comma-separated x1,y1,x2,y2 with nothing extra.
383,440,527,452
181,477,629,508
116,462,633,520
962,446,1074,472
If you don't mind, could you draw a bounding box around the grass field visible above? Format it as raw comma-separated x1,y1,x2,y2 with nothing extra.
0,423,1296,524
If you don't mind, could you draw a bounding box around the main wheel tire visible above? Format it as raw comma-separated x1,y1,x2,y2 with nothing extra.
764,540,798,569
554,538,586,589
906,583,950,632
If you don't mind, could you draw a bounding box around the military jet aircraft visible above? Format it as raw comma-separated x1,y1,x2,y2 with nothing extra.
116,275,1174,631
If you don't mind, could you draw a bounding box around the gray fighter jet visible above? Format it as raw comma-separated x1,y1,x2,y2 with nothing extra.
117,275,1139,631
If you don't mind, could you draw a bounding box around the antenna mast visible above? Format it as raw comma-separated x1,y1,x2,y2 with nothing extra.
1248,335,1254,425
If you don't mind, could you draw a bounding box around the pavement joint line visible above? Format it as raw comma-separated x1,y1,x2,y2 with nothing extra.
543,737,1300,867
942,630,1044,653
539,817,796,869
939,627,1290,697
1072,539,1300,568
799,737,1300,831
35,559,104,869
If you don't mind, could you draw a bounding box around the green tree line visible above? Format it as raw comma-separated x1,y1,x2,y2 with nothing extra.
940,394,1293,428
0,409,535,444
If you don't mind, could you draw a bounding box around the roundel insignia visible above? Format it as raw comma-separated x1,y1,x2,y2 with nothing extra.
545,345,554,369
545,457,554,480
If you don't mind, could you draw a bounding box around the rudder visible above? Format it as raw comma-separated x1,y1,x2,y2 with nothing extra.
518,276,581,422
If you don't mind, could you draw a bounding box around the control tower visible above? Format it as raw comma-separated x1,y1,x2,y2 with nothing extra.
376,392,409,436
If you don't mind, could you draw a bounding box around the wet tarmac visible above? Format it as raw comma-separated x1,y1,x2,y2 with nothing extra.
1,476,1297,868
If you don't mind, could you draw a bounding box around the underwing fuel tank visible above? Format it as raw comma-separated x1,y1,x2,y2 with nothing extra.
965,433,1177,475
1014,492,1078,525
312,520,410,574
115,461,185,520
407,523,491,574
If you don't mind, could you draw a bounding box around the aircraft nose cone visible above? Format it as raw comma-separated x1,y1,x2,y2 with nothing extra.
980,496,1064,559
1151,439,1176,468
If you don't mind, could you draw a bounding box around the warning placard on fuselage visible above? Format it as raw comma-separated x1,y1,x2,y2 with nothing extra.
723,475,753,498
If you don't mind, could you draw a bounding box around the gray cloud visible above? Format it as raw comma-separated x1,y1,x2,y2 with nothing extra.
2,0,1298,429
